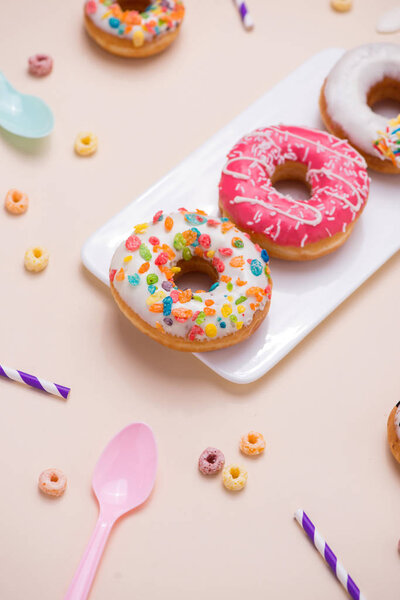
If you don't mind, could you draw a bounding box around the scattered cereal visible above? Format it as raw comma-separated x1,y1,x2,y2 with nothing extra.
239,431,266,456
198,447,225,475
24,246,49,272
4,189,29,215
38,468,67,497
331,0,352,11
28,54,53,77
222,464,248,491
74,132,98,156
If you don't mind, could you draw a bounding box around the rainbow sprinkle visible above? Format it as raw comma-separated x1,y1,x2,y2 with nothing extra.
374,114,400,167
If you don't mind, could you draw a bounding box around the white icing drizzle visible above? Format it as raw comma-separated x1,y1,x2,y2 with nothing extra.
395,406,400,441
324,43,400,158
231,195,323,226
307,168,364,212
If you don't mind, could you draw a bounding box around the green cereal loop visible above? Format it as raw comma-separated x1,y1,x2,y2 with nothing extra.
173,232,186,251
183,247,192,261
193,295,203,302
227,282,233,291
230,314,238,322
235,296,247,305
139,243,151,261
196,311,206,325
233,238,244,248
146,274,158,285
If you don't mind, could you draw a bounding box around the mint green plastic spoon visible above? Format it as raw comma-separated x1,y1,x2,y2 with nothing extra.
0,71,53,138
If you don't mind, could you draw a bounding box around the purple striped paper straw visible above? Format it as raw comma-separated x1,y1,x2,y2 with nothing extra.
233,0,254,30
294,510,366,600
0,364,70,399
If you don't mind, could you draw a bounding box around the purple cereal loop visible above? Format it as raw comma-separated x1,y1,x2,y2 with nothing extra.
198,447,225,475
28,54,53,77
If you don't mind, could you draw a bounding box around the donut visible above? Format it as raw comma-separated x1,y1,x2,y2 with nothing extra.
84,0,185,58
387,402,400,464
109,209,272,352
218,125,370,261
320,43,400,173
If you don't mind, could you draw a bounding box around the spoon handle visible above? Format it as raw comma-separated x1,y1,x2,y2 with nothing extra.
64,515,113,600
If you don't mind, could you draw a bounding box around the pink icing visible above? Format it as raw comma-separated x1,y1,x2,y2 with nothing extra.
218,125,370,247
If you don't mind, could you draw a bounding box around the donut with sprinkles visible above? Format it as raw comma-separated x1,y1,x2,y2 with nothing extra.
218,125,370,261
109,209,272,351
84,0,184,58
387,402,400,464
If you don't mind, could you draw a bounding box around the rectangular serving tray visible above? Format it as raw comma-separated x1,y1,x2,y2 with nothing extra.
82,48,400,384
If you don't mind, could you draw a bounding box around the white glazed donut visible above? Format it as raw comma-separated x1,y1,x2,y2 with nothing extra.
320,43,400,173
109,209,272,351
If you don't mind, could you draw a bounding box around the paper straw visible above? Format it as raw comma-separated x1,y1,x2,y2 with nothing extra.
0,364,70,399
294,509,366,600
233,0,254,30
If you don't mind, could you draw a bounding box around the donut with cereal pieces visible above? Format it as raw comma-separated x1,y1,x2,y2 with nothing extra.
320,43,400,173
218,125,370,261
387,402,400,464
84,0,185,58
109,209,272,351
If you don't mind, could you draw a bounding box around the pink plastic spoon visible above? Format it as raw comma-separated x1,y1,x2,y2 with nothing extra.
64,422,157,600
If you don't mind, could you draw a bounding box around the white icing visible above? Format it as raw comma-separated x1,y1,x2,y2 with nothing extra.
376,7,400,34
110,211,271,341
395,406,400,440
324,43,400,159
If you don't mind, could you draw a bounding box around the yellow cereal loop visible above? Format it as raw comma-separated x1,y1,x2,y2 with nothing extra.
221,304,232,318
24,246,49,272
133,29,145,47
222,464,248,491
74,132,98,156
123,255,132,263
134,223,148,234
237,305,245,314
236,321,243,330
331,0,352,11
205,323,217,338
206,250,215,258
146,290,166,306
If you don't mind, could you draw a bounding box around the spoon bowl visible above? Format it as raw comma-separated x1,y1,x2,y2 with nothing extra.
0,71,53,138
65,423,157,600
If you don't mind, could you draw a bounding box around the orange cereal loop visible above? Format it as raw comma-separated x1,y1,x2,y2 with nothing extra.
239,431,266,456
221,221,234,233
179,289,192,303
38,468,67,497
194,247,204,257
172,308,193,322
204,307,216,316
236,278,247,286
195,208,207,215
149,303,163,313
138,262,150,274
115,268,125,281
165,216,174,231
230,256,245,268
162,244,175,260
4,189,29,215
205,299,214,306
220,275,231,283
182,230,197,245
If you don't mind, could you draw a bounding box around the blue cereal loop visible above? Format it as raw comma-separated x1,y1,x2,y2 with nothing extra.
162,296,173,316
220,321,226,328
148,284,156,295
261,249,269,263
128,274,140,286
209,282,219,291
184,213,208,225
250,259,263,276
109,17,120,28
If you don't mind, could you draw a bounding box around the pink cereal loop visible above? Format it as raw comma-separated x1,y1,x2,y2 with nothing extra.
239,431,266,456
4,189,29,215
38,468,67,497
28,54,53,77
198,447,225,475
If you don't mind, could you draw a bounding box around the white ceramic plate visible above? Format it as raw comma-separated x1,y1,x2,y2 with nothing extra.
82,48,400,384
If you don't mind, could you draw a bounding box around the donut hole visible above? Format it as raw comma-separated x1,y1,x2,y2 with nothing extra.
174,257,218,293
50,473,59,483
270,161,312,201
81,136,91,146
248,433,258,444
206,453,217,464
33,248,42,259
230,466,240,479
12,191,21,203
118,0,151,11
367,78,400,119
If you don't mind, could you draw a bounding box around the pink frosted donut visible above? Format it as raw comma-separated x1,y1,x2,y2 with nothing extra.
28,54,53,77
219,125,370,261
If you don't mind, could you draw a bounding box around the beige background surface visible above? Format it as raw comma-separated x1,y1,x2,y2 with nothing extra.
0,0,399,598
